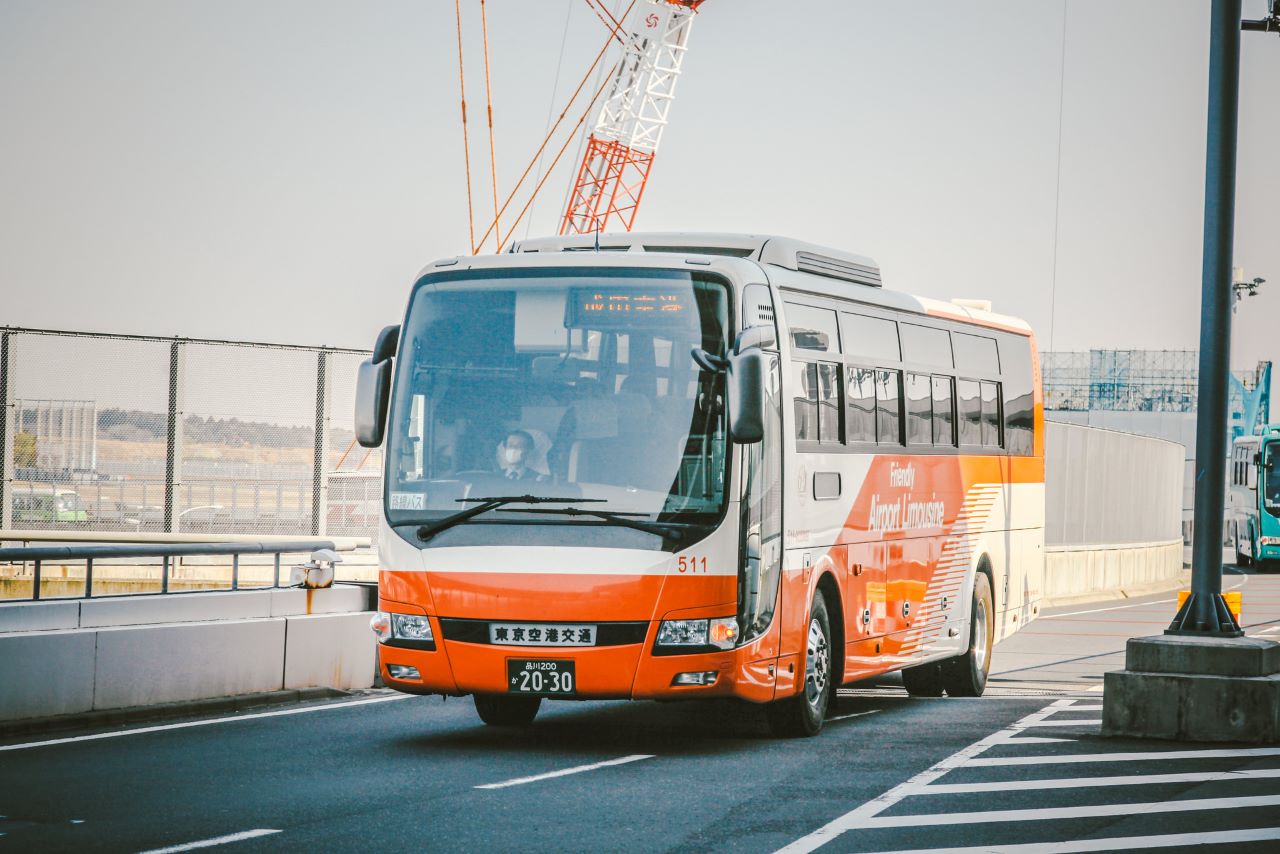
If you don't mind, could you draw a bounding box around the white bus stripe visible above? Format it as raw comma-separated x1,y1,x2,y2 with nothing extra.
918,767,1280,794
850,826,1280,854
474,754,654,789
967,747,1280,767
862,794,1280,828
137,829,282,853
0,694,409,753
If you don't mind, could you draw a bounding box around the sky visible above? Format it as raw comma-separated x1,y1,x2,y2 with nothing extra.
2,0,1278,381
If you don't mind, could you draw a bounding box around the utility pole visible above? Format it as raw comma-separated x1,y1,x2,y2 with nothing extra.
1166,0,1246,636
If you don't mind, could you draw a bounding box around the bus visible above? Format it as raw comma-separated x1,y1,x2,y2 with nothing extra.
1229,426,1280,572
357,233,1045,736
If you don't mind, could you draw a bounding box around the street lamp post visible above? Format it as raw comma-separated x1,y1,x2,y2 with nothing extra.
1167,0,1245,636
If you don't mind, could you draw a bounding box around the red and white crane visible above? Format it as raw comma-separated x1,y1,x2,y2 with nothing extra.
560,0,705,236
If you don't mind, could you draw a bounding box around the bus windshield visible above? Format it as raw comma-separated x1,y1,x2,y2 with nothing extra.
384,268,731,541
1266,444,1280,516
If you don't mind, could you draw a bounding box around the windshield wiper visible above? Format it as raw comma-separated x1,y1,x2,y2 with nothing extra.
415,495,603,542
496,506,684,539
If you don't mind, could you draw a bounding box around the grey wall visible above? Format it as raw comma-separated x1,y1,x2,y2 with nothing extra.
1045,421,1184,547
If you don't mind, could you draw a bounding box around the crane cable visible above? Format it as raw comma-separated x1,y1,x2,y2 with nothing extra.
498,58,621,249
583,0,626,45
453,0,476,254
473,0,637,252
479,0,501,253
527,2,576,241
561,0,625,229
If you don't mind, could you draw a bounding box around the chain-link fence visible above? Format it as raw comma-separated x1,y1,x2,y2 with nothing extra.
0,327,380,539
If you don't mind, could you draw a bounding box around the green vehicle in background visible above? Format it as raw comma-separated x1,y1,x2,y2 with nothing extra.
1230,426,1280,571
11,489,91,525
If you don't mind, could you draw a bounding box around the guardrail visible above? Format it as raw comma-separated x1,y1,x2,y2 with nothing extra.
0,540,334,601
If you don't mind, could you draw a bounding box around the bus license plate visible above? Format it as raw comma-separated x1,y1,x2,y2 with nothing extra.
507,659,575,695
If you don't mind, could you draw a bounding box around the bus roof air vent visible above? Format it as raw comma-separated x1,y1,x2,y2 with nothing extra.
792,251,882,288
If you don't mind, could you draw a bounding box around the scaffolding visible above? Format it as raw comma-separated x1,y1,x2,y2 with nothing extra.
1043,350,1270,434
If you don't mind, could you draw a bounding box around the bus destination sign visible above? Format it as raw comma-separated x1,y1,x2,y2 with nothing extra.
568,287,693,327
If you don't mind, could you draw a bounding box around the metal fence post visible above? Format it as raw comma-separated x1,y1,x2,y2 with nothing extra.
311,350,331,537
0,330,14,531
163,339,186,533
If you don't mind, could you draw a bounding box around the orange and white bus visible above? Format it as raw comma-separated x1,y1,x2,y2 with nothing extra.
357,233,1044,736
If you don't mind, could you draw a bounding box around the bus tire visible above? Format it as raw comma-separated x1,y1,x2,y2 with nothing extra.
473,693,541,726
1234,524,1252,567
766,590,833,738
901,661,945,697
941,572,994,698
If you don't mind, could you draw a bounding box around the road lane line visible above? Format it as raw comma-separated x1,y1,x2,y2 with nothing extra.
136,828,281,853
1017,718,1102,727
920,767,1280,794
474,754,654,790
851,826,1280,854
828,709,881,722
0,694,409,753
967,747,1280,767
862,794,1280,828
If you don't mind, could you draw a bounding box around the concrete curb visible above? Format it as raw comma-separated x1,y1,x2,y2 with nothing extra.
0,686,357,738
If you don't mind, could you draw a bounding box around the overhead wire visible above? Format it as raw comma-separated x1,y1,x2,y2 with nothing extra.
527,2,576,241
453,0,476,254
582,0,626,44
479,0,501,252
473,0,636,252
1048,0,1069,352
499,60,622,249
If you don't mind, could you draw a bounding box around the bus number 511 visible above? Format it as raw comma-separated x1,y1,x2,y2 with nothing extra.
677,556,707,573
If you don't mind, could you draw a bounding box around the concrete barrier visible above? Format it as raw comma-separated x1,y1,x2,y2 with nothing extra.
1044,422,1186,603
0,585,376,725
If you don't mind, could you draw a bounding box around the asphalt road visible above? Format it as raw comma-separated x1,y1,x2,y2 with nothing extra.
3,568,1278,854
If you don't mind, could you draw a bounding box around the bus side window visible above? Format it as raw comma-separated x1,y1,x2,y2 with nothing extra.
999,334,1035,456
876,369,902,445
905,373,932,445
817,363,842,444
957,379,981,445
932,375,955,446
847,367,877,443
793,362,819,442
980,382,1002,448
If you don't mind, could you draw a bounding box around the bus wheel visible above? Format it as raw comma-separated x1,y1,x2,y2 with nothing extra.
941,573,994,698
473,693,541,726
766,591,833,738
1234,525,1252,567
901,661,944,697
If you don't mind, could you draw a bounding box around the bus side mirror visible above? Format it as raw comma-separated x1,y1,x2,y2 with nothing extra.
355,324,400,448
728,349,766,444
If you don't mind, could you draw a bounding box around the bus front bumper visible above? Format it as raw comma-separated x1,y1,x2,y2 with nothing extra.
377,626,779,703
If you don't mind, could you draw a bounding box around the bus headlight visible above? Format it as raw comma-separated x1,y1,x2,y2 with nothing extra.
656,617,739,650
1261,536,1280,547
391,613,434,642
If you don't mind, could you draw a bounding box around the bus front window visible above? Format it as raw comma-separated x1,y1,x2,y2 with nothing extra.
384,269,731,545
1266,446,1280,516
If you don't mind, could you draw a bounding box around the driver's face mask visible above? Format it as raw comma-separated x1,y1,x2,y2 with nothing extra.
503,445,526,466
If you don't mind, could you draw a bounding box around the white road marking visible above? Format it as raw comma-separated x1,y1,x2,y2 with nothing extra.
0,694,409,753
918,767,1280,794
861,794,1280,828
1064,704,1102,711
773,701,1072,854
828,709,882,723
474,754,654,790
1017,718,1102,727
966,747,1280,767
1048,576,1247,619
999,736,1075,745
136,828,281,853
852,826,1280,854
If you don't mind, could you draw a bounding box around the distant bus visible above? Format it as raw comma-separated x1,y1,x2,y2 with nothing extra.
356,233,1045,736
1229,426,1280,571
